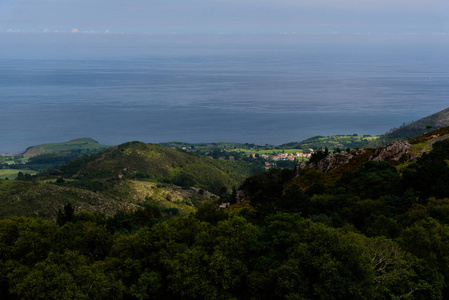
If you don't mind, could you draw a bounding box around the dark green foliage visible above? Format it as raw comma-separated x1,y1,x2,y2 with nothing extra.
55,177,65,184
0,211,443,299
52,222,113,260
241,168,295,214
106,211,140,235
162,207,179,216
65,178,114,193
309,147,330,164
343,198,386,229
366,215,402,238
106,205,163,235
306,181,327,196
26,153,82,172
8,250,124,299
400,218,449,298
276,184,310,213
0,218,123,299
195,202,228,224
384,189,417,216
403,140,449,200
134,204,162,227
338,161,401,199
73,211,105,224
54,153,99,178
15,171,32,181
247,213,429,300
56,202,75,226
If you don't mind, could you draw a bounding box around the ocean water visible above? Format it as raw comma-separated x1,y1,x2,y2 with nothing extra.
1,48,449,153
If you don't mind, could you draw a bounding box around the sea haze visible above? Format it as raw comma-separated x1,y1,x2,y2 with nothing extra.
1,45,449,154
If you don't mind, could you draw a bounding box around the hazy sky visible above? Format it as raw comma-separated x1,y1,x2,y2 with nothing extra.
1,0,449,57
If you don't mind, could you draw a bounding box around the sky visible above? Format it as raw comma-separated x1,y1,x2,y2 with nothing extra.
1,0,449,57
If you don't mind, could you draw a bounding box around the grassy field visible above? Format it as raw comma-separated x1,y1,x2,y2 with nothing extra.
0,169,36,179
2,157,30,164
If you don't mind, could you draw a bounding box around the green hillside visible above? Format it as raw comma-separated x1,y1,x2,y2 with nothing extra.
0,142,262,221
2,130,449,299
369,107,449,147
52,141,262,194
0,178,215,220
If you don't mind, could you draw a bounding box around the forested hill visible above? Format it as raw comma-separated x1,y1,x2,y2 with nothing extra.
369,106,449,147
52,141,262,194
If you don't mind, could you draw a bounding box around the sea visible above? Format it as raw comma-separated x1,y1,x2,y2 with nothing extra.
1,45,449,154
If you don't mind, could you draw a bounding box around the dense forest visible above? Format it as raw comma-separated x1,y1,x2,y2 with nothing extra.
1,131,449,298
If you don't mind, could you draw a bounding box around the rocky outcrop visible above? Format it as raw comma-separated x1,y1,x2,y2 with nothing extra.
295,148,367,175
368,140,411,162
295,140,413,176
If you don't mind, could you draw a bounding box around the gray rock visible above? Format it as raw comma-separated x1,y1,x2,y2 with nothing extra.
295,148,368,175
295,141,412,176
369,140,411,162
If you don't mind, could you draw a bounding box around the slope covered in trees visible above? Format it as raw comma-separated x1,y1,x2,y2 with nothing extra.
2,130,449,298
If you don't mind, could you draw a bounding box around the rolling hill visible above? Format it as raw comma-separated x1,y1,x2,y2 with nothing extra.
52,141,262,193
0,141,263,220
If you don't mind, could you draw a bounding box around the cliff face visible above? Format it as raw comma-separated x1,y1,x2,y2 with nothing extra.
295,140,411,176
